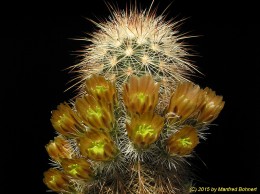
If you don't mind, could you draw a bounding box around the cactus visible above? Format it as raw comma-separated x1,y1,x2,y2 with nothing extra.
43,3,225,194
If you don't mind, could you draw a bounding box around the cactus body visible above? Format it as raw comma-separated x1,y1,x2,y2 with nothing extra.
44,4,224,194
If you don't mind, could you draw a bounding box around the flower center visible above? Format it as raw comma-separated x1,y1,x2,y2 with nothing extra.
88,141,105,155
87,107,102,118
68,164,80,176
58,114,69,125
94,85,108,94
137,93,147,103
136,124,155,137
50,175,56,184
178,137,192,148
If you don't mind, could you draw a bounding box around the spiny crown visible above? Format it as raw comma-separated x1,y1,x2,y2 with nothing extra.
74,5,196,96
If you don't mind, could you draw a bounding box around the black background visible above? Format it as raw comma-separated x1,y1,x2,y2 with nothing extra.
2,0,259,193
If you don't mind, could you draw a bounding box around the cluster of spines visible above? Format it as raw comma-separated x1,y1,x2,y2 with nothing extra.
71,6,196,105
44,74,224,193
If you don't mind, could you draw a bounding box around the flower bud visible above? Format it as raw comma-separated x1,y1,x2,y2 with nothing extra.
166,126,199,156
123,75,159,115
43,168,72,192
78,130,118,161
51,102,85,138
85,74,117,107
75,95,115,132
61,158,93,181
197,87,225,123
126,112,164,148
166,82,205,123
46,136,73,162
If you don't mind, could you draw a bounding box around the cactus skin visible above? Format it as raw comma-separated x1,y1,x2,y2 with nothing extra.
44,4,225,194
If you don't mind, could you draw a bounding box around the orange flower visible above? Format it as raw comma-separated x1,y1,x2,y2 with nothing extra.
78,130,118,161
61,158,93,180
197,87,225,123
46,136,73,162
123,75,159,115
166,82,205,123
43,168,72,193
85,74,117,107
75,95,115,132
166,126,199,156
51,102,85,138
126,112,164,148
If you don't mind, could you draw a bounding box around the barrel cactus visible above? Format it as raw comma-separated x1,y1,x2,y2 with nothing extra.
43,3,225,194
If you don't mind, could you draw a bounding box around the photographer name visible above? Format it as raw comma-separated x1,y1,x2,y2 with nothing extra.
218,187,257,192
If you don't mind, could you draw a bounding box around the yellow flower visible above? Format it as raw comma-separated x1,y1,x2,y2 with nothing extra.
43,168,72,193
51,102,85,138
75,95,115,132
45,136,73,162
126,112,164,148
123,75,160,115
78,130,118,161
61,158,93,181
197,87,225,123
85,74,117,108
166,82,205,123
166,126,199,156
